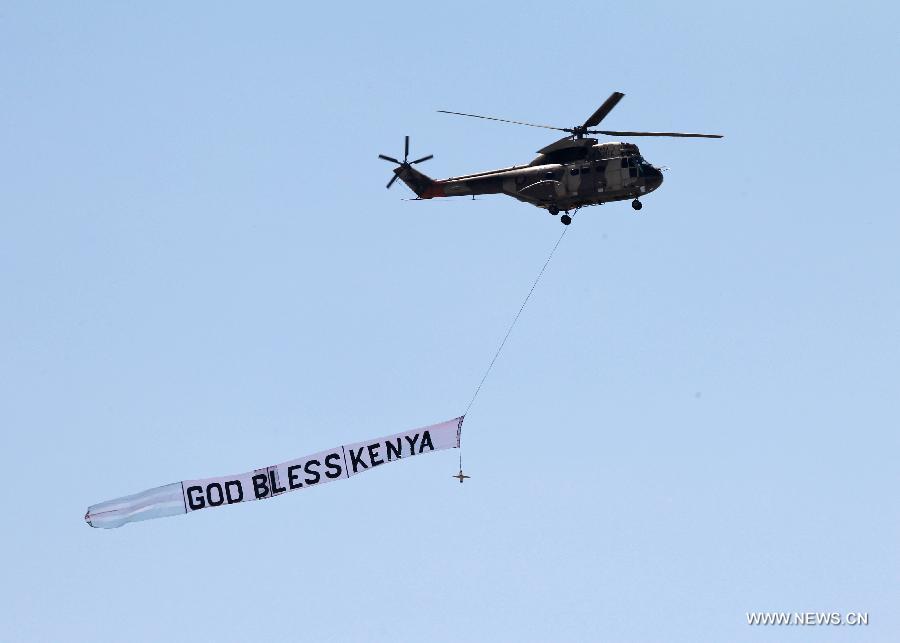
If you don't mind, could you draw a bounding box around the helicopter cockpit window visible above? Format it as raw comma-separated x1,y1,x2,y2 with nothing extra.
544,171,555,180
620,158,629,168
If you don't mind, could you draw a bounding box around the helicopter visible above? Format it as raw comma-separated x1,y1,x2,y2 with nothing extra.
379,92,722,225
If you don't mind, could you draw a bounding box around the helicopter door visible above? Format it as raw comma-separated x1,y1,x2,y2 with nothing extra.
595,160,609,192
564,165,581,195
619,157,632,187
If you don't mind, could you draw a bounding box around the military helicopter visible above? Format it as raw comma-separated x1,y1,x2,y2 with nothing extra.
379,92,722,225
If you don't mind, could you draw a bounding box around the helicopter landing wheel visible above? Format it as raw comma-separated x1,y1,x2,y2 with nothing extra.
631,199,643,211
548,206,559,216
560,214,572,226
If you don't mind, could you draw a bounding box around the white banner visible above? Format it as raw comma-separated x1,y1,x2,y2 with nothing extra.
86,416,463,529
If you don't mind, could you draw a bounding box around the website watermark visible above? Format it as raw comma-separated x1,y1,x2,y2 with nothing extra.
747,612,869,626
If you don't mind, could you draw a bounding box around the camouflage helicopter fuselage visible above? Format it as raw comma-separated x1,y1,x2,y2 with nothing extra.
394,137,663,214
382,92,720,222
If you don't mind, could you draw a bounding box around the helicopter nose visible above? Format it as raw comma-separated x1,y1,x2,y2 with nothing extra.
646,166,664,190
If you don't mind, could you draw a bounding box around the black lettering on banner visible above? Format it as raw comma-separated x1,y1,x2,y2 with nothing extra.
186,486,205,510
386,438,402,461
252,474,270,499
287,465,303,490
349,446,368,473
325,452,343,479
419,430,434,453
304,459,321,485
404,433,420,454
367,443,384,467
269,469,286,495
206,483,225,507
225,480,244,503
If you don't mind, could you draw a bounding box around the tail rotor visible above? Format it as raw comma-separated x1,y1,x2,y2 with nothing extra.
379,136,433,189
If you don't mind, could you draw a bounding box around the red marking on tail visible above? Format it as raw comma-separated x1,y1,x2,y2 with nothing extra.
420,182,446,199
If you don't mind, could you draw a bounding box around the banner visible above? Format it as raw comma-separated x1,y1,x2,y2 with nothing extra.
85,416,463,529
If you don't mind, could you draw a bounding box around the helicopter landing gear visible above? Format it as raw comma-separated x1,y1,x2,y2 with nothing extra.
631,199,643,211
548,206,559,216
560,214,572,226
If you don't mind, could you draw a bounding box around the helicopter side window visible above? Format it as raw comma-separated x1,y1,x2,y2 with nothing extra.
544,171,555,180
581,165,591,174
629,167,638,178
570,167,579,176
620,158,628,168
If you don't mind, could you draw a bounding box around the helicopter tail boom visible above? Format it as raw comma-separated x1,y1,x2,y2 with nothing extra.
394,164,445,199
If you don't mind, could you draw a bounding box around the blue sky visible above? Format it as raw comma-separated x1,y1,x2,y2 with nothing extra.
1,1,898,641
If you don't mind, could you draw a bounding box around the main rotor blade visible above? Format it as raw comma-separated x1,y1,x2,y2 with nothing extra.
437,110,570,132
410,154,433,164
404,136,409,162
386,174,399,189
379,154,401,164
583,92,625,128
591,130,723,138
